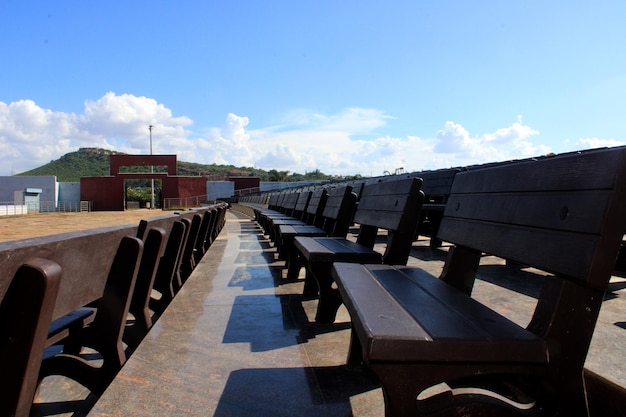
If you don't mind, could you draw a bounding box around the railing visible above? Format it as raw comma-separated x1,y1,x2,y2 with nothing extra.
126,201,141,210
234,187,261,196
0,201,91,216
0,204,28,216
163,195,210,210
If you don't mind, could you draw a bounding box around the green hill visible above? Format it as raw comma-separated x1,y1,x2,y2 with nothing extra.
16,148,358,183
17,148,114,181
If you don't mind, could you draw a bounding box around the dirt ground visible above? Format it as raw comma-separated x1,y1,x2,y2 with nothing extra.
0,209,170,243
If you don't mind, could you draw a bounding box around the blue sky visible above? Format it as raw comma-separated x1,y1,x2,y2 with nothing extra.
1,1,625,177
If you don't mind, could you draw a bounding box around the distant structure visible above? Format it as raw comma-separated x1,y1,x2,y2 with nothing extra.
80,154,208,211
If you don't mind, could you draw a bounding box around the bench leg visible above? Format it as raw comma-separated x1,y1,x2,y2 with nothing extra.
346,328,364,370
428,213,444,248
370,364,429,417
39,353,116,395
301,264,319,297
285,244,304,281
429,236,443,248
369,362,588,417
309,263,342,323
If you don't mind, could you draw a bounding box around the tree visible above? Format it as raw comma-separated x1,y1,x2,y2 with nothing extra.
268,169,290,181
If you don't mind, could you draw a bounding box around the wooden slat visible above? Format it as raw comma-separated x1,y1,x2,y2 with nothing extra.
321,186,353,219
354,178,423,230
450,148,626,194
439,218,596,281
444,190,611,234
333,263,546,363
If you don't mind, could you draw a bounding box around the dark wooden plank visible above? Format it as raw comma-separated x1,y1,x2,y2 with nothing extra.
444,190,611,234
126,227,166,351
334,263,546,363
450,147,626,194
439,218,598,282
320,186,354,220
294,190,311,213
1,258,61,417
46,308,95,347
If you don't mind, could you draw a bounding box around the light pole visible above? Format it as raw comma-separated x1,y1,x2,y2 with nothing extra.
149,125,155,209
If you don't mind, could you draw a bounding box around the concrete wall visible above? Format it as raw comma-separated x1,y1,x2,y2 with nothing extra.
0,176,57,204
59,182,80,202
207,181,234,201
259,181,323,192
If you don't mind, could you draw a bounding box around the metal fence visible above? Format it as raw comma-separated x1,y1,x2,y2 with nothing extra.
234,187,261,196
0,201,91,216
0,204,28,216
162,195,211,210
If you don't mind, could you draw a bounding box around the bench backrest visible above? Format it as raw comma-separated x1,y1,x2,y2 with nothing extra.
320,185,357,236
1,258,61,417
126,227,166,350
136,214,177,241
211,204,227,242
194,209,214,263
266,193,278,209
179,213,202,281
353,177,425,265
416,168,459,204
293,191,312,218
270,191,287,211
151,220,187,313
280,191,300,215
90,236,143,367
304,188,328,227
437,146,626,367
205,207,220,249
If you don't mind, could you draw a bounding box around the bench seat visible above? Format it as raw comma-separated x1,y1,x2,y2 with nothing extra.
46,307,95,348
333,263,546,363
296,237,383,264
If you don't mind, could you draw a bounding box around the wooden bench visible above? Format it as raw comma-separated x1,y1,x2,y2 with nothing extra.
272,188,328,260
44,207,220,358
149,219,188,314
260,190,311,242
252,191,288,224
178,213,202,281
294,177,424,323
39,236,143,395
278,186,357,282
124,227,166,352
412,168,459,247
331,147,626,416
207,204,228,249
1,258,61,417
193,208,215,264
47,226,165,358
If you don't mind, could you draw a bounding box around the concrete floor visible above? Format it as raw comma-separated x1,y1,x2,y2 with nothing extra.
33,210,626,416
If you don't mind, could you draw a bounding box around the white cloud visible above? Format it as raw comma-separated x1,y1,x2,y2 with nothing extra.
483,116,539,144
1,92,615,178
277,107,393,134
432,116,549,166
0,92,194,174
78,92,193,153
577,137,625,149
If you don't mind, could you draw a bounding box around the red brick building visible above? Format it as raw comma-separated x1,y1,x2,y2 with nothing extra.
80,154,208,211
